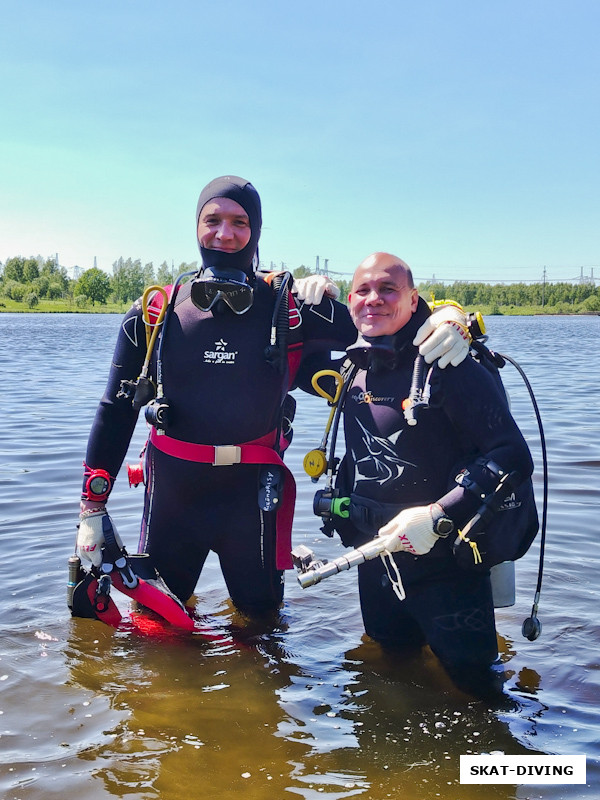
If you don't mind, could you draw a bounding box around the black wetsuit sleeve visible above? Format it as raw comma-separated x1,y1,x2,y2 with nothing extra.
433,357,535,526
84,302,146,479
293,298,357,394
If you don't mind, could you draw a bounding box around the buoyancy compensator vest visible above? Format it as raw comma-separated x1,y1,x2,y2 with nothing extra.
448,338,540,572
312,310,541,573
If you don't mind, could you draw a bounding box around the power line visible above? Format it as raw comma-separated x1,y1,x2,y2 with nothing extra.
325,271,599,284
413,275,599,285
322,271,599,284
279,259,600,285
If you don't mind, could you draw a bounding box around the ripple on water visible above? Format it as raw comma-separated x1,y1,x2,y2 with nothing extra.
0,313,599,800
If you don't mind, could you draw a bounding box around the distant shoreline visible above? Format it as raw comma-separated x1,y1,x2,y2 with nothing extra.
0,305,597,317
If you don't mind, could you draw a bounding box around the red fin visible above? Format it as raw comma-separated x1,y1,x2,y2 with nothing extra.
110,572,195,631
70,572,122,627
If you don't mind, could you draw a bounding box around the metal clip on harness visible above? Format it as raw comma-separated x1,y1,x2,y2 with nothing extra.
303,370,344,481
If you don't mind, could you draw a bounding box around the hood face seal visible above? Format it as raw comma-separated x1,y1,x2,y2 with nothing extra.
195,175,262,278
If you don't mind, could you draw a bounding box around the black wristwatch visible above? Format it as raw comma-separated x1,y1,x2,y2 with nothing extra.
431,503,454,538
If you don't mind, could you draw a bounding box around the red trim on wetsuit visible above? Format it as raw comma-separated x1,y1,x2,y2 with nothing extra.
286,339,303,386
149,427,296,570
146,285,173,322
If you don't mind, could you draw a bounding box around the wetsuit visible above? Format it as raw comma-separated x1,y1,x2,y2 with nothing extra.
328,301,534,682
84,279,356,612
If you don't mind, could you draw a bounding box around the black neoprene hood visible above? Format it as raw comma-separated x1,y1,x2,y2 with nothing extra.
196,175,262,277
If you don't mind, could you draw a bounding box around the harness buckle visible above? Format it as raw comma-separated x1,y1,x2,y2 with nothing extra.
213,445,242,466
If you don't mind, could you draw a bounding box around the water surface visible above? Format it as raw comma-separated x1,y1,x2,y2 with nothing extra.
0,313,598,799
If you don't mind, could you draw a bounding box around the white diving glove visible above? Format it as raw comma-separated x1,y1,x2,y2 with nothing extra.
378,505,438,556
77,508,123,569
293,274,340,305
413,305,471,368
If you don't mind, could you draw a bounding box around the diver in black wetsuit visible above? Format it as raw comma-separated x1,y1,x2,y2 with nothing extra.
318,252,535,691
76,178,471,618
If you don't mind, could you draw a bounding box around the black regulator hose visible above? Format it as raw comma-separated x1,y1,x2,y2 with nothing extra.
155,270,197,388
266,271,292,374
325,362,359,483
144,270,196,431
498,352,548,641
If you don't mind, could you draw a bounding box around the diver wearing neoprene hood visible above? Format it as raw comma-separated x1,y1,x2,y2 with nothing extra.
76,175,358,612
190,176,262,315
196,175,262,274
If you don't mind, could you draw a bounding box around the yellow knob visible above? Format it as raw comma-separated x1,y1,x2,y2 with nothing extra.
303,449,327,478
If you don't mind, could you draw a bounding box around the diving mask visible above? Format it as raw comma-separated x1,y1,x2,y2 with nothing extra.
190,267,254,315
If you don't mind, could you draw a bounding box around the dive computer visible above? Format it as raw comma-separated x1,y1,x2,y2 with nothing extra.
82,466,114,502
431,503,454,538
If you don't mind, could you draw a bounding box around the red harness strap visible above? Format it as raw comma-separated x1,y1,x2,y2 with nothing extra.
149,428,296,570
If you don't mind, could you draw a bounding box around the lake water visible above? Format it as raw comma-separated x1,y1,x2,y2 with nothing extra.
0,312,598,800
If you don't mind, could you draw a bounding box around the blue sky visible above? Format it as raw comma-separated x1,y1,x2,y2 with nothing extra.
1,0,598,283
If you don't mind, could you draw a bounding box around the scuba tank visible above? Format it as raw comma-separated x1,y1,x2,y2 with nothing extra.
490,561,516,608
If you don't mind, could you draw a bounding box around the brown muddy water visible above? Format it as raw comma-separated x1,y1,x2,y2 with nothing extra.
0,313,598,799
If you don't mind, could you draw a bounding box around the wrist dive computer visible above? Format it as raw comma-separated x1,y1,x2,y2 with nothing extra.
82,465,114,502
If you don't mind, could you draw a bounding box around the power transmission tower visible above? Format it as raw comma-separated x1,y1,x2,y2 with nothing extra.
542,266,546,307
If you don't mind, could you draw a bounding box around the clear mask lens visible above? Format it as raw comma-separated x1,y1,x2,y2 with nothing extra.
191,276,254,314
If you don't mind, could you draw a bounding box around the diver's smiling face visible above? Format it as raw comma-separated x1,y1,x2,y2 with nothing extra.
197,198,251,253
349,254,418,337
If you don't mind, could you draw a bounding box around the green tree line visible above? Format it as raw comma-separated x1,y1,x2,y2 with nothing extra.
1,255,599,313
0,256,197,308
418,279,600,312
291,266,600,313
